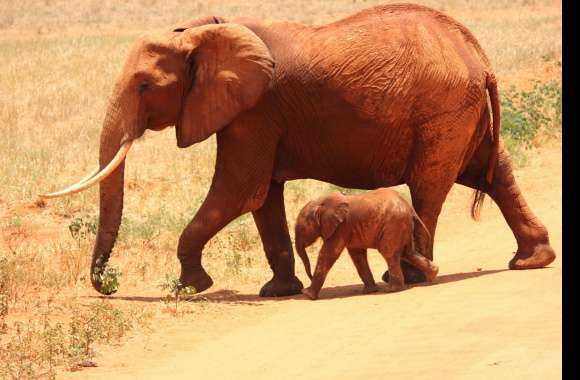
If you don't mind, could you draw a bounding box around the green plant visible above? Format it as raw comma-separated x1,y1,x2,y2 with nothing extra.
38,317,68,378
68,216,97,247
501,80,562,156
226,252,244,275
325,184,366,196
158,274,197,316
0,322,49,380
158,274,196,297
68,301,132,360
93,266,122,295
8,217,22,228
0,300,145,379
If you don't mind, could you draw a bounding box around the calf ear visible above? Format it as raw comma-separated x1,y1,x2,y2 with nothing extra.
317,202,349,240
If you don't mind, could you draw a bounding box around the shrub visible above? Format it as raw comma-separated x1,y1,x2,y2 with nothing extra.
500,80,562,164
0,301,149,379
158,274,197,316
68,216,97,247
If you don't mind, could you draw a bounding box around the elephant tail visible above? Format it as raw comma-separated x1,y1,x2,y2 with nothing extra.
412,211,432,260
471,72,501,220
485,73,501,184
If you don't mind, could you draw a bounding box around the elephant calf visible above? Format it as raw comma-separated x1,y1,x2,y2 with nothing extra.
295,189,438,300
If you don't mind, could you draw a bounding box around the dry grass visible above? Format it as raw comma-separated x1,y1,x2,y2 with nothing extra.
0,1,561,377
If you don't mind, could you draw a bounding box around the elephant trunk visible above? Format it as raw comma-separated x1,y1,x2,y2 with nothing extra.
295,242,313,280
90,99,129,295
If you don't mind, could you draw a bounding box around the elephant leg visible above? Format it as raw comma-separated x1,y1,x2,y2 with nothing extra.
383,109,479,284
403,246,439,282
390,172,456,284
379,247,405,293
347,248,377,294
457,142,556,269
302,239,345,300
177,190,248,293
178,119,279,293
252,181,303,297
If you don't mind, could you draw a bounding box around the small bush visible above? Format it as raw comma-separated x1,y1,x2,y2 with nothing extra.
0,301,150,379
501,80,561,162
68,216,97,247
68,302,132,360
158,274,197,316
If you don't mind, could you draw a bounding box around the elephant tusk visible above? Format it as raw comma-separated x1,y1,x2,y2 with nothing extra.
41,165,100,198
77,165,101,184
40,140,133,199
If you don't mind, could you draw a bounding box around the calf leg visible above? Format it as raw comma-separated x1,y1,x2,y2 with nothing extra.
379,247,405,293
347,248,377,294
302,238,345,300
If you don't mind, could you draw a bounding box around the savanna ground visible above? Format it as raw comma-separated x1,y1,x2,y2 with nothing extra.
0,1,561,379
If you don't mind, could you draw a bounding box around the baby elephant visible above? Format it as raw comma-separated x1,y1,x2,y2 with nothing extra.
294,189,438,300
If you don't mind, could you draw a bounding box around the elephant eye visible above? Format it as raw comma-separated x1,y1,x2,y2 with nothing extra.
138,81,152,93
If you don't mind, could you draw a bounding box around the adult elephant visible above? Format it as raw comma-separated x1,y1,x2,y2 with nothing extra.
43,3,556,296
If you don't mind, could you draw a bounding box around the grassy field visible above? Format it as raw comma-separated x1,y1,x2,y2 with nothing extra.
0,1,561,378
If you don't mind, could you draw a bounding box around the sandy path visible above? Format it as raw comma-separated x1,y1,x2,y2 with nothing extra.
60,144,561,380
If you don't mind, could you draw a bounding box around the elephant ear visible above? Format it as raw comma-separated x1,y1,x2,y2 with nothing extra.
316,195,349,240
172,16,226,32
176,23,274,148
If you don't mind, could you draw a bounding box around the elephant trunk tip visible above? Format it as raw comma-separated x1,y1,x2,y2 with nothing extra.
296,243,313,280
90,259,121,295
91,277,119,296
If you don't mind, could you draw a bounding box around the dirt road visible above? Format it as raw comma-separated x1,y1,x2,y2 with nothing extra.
60,144,561,380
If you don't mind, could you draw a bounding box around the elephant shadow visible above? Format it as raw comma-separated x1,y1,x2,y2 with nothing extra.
93,268,510,304
92,290,266,306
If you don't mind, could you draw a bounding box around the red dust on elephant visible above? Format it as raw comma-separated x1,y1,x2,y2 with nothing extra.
42,4,556,296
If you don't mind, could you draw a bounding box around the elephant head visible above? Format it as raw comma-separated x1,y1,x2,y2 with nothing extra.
41,22,275,294
294,193,349,280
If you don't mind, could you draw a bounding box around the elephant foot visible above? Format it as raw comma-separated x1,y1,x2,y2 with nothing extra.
509,243,556,270
425,264,439,283
362,284,378,294
259,275,303,297
179,266,214,293
301,287,319,300
382,261,426,284
384,283,405,293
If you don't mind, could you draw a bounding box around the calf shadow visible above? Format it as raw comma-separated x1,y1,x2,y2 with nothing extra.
317,268,510,300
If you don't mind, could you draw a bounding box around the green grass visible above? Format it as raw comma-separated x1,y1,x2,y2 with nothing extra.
501,80,561,166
